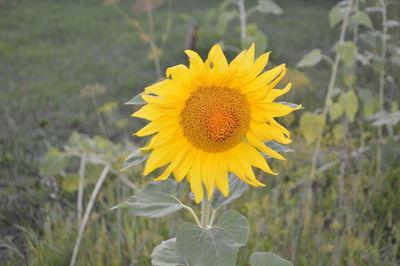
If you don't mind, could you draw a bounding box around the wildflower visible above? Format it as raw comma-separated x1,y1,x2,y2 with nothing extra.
132,44,300,203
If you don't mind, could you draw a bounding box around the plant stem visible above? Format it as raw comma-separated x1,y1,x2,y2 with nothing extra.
305,0,354,213
294,0,354,262
237,0,247,48
77,157,86,224
376,0,387,176
70,165,110,266
201,190,212,228
147,10,161,78
181,203,202,227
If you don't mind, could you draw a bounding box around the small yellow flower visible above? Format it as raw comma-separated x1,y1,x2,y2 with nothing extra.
132,44,300,203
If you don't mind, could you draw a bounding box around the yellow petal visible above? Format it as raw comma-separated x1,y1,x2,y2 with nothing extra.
246,131,285,160
185,49,204,72
242,64,286,94
264,82,292,102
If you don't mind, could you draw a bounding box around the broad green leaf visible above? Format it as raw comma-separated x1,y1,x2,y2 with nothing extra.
250,252,293,266
257,0,283,15
335,42,357,65
121,149,149,171
339,90,359,122
296,49,322,68
211,174,248,209
351,11,373,28
299,112,325,144
176,211,249,266
333,124,346,142
215,210,249,245
124,92,146,105
39,148,68,177
121,180,183,218
329,102,344,122
329,6,345,28
151,238,186,266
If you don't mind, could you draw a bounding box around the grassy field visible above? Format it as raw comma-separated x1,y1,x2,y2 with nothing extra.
1,0,399,265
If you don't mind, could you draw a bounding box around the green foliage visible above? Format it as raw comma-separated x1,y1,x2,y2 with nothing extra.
296,49,323,68
120,180,184,218
250,252,293,266
151,238,185,266
338,89,359,123
299,112,325,144
350,11,373,28
176,211,249,266
124,92,146,105
335,41,357,65
329,102,344,122
329,6,346,28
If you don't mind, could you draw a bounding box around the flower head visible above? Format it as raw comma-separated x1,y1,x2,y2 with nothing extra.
132,44,300,203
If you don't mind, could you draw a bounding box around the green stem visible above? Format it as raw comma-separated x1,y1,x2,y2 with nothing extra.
201,190,212,228
237,0,247,48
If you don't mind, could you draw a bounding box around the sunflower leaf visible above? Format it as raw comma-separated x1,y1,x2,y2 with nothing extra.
250,252,293,266
151,238,186,266
121,149,149,172
265,140,294,153
211,174,248,209
121,180,183,218
124,92,146,105
176,211,248,266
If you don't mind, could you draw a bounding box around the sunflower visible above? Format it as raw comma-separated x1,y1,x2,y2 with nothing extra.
132,44,300,203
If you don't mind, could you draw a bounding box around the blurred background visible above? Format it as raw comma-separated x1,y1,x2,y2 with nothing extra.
0,0,399,265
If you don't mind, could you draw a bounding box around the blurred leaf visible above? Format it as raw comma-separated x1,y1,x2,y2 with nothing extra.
211,174,248,209
371,111,400,127
148,46,163,60
359,89,379,116
351,11,373,28
121,149,149,171
257,0,283,15
63,174,80,192
335,42,357,65
339,89,359,122
296,49,322,68
266,140,294,153
176,210,248,266
333,124,346,142
124,93,146,105
120,180,183,218
151,238,186,266
98,101,117,113
329,6,345,28
385,20,400,28
39,148,68,177
329,102,344,122
250,252,293,266
300,112,325,144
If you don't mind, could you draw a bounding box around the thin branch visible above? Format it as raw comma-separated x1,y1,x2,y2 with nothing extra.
77,157,86,224
70,165,110,266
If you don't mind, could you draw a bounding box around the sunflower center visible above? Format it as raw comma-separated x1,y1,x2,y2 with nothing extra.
181,87,250,152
